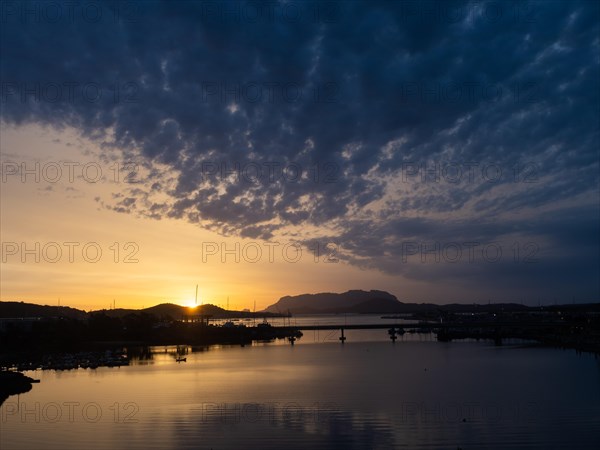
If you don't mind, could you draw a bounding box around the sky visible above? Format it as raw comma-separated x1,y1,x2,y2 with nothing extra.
0,0,598,310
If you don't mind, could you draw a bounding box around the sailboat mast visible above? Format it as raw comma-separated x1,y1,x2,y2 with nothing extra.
195,285,198,305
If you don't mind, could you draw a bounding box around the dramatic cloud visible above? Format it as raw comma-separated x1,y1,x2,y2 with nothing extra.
1,0,598,299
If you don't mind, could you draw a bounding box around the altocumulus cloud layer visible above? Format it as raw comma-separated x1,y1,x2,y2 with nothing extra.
1,0,598,300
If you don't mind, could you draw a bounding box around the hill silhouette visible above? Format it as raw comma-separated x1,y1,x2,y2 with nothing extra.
0,301,274,320
264,290,402,314
0,302,87,319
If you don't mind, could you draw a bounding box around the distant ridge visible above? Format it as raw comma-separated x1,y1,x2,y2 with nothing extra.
264,290,402,314
0,302,88,320
0,301,274,319
263,291,600,315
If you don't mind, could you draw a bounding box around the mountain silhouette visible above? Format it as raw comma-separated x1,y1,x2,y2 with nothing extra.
264,290,403,314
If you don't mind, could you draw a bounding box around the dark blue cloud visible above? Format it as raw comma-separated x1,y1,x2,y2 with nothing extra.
1,0,598,300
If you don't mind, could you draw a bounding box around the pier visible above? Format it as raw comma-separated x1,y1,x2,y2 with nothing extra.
272,320,581,346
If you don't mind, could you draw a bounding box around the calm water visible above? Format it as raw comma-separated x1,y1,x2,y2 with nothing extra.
2,316,599,449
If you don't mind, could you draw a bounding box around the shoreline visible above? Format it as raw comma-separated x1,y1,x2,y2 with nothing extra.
0,327,600,372
0,371,38,406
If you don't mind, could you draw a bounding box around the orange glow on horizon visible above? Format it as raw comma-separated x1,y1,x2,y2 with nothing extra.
184,301,198,310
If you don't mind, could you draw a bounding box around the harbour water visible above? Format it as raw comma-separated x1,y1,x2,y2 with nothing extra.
2,315,599,449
